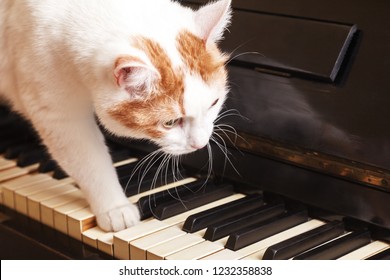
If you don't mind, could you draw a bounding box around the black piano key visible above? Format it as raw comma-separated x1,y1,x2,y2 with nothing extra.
0,120,31,132
118,166,161,185
17,148,50,167
55,161,141,180
116,161,140,178
137,180,207,220
0,124,37,142
225,207,308,251
366,247,390,260
122,169,188,198
183,194,264,233
51,157,138,180
293,230,371,260
117,155,176,180
262,220,345,260
0,115,19,127
38,158,58,173
4,143,38,159
0,128,23,140
120,161,186,191
204,201,286,242
0,138,29,153
52,167,68,179
153,183,235,220
110,149,132,163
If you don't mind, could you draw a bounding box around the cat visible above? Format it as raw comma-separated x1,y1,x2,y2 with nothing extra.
0,0,232,232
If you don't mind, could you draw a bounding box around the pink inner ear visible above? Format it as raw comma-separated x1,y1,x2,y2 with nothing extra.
113,55,161,99
114,67,131,87
195,0,232,43
114,56,146,88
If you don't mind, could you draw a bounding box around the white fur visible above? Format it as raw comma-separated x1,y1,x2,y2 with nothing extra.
158,74,227,155
0,0,231,232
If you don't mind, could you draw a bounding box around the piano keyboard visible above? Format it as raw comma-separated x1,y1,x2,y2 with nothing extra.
1,111,390,260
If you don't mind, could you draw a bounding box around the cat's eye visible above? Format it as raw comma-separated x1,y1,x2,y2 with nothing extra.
210,98,219,108
163,118,182,129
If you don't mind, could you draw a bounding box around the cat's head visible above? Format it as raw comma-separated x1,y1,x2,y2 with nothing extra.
98,0,231,155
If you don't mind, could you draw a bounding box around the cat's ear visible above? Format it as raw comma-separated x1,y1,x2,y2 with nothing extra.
195,0,232,43
114,55,160,100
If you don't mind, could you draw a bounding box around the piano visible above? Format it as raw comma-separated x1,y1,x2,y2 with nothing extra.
1,0,390,260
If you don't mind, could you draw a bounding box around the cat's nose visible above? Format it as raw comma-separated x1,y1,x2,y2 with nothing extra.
189,137,209,150
189,129,210,150
190,143,207,150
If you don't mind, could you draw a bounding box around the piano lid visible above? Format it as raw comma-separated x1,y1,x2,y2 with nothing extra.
219,10,357,82
181,0,390,189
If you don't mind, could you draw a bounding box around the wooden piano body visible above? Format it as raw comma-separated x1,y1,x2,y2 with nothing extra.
1,0,390,259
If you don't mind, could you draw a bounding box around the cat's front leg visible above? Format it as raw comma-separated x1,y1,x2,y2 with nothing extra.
34,116,140,232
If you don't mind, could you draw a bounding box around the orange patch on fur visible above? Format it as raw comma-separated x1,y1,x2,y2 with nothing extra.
109,38,185,139
109,32,228,140
109,99,181,138
177,30,228,83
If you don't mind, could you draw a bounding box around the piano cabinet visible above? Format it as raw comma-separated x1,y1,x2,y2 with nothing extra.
1,0,390,260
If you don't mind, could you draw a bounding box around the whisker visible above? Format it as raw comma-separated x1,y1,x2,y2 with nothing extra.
226,51,265,65
214,125,247,144
172,155,180,182
214,125,238,142
205,143,213,187
212,133,232,156
214,109,248,123
211,134,241,177
210,136,228,176
138,153,162,187
150,153,170,191
225,39,266,66
126,149,164,195
148,153,171,212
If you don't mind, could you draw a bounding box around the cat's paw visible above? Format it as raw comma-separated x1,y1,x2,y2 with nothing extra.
96,203,140,232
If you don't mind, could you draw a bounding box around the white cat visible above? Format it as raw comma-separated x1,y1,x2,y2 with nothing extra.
0,0,232,231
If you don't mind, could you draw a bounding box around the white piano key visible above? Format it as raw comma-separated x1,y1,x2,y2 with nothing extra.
144,196,247,260
40,189,84,227
1,156,134,210
82,226,108,248
0,163,39,183
97,232,115,256
68,176,193,246
67,207,97,241
203,219,325,260
67,177,197,241
241,219,326,260
114,218,169,260
338,240,390,260
113,157,138,167
0,168,28,205
147,232,205,260
53,199,89,234
113,193,245,260
37,158,137,229
14,178,73,215
200,246,241,260
0,155,47,204
130,225,186,260
127,177,198,203
0,158,16,171
27,184,79,221
165,237,229,260
1,173,53,208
